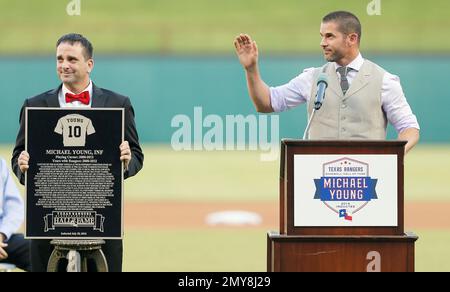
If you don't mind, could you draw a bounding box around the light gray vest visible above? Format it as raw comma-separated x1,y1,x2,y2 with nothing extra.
307,60,387,139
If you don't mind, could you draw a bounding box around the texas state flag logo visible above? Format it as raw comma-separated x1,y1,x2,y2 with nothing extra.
339,209,353,221
314,157,378,222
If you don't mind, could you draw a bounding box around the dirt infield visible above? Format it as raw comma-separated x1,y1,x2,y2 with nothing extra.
124,201,450,230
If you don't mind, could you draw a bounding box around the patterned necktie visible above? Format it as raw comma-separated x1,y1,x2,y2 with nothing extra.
336,66,351,95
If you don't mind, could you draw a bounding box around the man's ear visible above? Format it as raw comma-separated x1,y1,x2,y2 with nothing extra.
347,33,359,46
87,59,94,74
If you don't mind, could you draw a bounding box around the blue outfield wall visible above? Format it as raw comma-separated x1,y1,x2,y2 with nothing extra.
0,55,448,144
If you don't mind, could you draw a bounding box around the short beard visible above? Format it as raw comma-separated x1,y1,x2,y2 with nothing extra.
325,50,345,63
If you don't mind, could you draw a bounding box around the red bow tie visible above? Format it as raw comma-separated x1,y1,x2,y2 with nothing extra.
65,91,90,105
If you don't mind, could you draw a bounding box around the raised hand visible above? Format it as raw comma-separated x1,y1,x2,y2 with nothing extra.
234,34,259,70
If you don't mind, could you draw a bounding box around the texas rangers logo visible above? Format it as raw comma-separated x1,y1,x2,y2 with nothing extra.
314,157,378,221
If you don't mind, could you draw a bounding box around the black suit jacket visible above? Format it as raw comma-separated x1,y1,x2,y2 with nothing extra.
12,83,144,185
11,84,144,272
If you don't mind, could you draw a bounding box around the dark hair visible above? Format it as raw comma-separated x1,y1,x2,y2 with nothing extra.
56,33,93,59
322,11,362,44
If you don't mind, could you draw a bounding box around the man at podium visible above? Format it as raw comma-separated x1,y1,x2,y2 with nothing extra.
234,11,420,153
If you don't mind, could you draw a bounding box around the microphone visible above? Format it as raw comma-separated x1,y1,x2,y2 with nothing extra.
314,73,328,110
302,72,329,140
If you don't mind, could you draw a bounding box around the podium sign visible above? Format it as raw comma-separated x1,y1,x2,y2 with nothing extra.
294,154,397,227
25,108,124,239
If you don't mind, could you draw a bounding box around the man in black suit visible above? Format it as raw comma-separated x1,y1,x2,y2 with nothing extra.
11,33,144,272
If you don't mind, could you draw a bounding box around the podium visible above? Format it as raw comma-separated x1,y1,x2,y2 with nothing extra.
267,140,418,272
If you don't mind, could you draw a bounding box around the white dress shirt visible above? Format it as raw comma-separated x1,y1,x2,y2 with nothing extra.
58,80,93,108
269,54,420,133
0,158,24,241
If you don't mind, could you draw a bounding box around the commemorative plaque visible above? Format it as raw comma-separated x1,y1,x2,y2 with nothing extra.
25,108,124,239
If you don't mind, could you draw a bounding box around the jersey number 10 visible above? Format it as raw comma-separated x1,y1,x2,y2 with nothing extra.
68,126,82,138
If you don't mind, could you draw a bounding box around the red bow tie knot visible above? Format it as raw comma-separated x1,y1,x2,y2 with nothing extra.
65,91,90,105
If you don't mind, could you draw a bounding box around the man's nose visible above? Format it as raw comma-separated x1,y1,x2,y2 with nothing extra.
60,61,70,70
320,37,327,48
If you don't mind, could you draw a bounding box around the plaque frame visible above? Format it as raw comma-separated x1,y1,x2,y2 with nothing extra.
25,108,125,239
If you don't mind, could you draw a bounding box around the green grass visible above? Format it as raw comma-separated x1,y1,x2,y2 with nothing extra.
124,146,279,202
415,230,450,272
0,0,449,54
123,229,267,272
404,145,450,201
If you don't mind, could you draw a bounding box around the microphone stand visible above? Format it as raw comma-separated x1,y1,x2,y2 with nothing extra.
304,65,328,140
302,108,317,140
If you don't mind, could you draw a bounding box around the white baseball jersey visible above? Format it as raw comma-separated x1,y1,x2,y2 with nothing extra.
54,114,96,147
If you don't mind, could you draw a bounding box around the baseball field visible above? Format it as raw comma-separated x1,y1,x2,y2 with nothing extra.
0,0,449,272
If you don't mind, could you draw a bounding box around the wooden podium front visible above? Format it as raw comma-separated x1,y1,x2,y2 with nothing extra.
267,140,418,272
267,232,417,272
